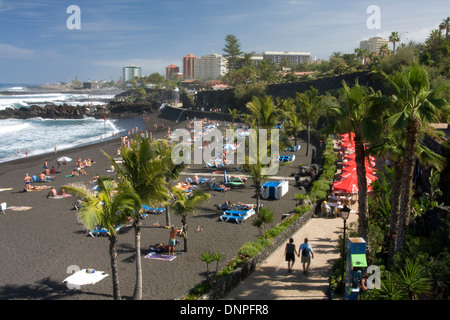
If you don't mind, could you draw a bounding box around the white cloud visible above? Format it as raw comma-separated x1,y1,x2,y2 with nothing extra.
0,43,35,59
375,24,439,44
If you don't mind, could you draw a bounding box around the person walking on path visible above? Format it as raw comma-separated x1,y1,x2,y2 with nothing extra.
285,238,298,273
299,238,314,274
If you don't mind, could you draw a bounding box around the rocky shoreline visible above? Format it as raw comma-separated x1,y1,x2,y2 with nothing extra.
0,88,175,120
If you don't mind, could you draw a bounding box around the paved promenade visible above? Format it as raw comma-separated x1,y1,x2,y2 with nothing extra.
222,207,358,300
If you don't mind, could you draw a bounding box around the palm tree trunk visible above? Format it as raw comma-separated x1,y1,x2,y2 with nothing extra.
255,180,261,215
109,234,121,300
387,163,402,266
355,136,370,247
182,217,187,252
306,123,311,156
165,205,171,227
396,120,419,254
133,217,143,300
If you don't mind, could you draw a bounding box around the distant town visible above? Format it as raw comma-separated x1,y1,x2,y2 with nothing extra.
44,34,392,93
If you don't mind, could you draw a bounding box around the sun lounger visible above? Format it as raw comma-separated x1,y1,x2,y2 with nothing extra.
142,205,166,215
279,155,295,162
217,202,235,210
219,209,255,223
89,225,123,237
235,203,263,210
285,145,301,152
210,184,230,192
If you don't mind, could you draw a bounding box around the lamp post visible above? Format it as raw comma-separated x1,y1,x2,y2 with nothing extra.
340,205,351,293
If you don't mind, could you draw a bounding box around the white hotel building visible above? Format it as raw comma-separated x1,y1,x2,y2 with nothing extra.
123,65,142,82
193,54,228,80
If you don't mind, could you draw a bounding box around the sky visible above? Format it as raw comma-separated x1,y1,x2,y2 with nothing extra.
0,0,448,84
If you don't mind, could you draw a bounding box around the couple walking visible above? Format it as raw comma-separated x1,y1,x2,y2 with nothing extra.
285,237,314,274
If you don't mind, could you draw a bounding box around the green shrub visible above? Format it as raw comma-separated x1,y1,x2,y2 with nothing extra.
238,242,262,258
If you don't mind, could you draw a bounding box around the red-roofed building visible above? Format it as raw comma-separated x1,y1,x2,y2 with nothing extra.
166,64,180,80
183,54,196,79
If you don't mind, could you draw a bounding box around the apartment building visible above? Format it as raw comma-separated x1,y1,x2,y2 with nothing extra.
193,54,228,80
359,37,389,53
166,64,180,80
263,51,311,64
123,65,142,82
183,54,196,79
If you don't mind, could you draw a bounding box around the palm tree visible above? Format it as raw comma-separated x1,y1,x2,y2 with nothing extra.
296,87,324,156
331,80,382,247
398,259,431,300
105,136,170,300
370,133,445,265
251,206,274,238
63,178,139,300
442,17,450,39
383,64,449,254
246,95,281,129
389,32,401,54
169,188,210,252
379,44,389,57
152,139,187,228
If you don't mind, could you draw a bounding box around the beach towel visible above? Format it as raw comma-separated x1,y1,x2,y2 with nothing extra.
50,194,72,199
6,206,32,211
144,252,177,262
0,188,13,192
62,269,109,286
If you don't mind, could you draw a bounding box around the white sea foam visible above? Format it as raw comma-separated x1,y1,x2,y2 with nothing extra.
0,92,113,110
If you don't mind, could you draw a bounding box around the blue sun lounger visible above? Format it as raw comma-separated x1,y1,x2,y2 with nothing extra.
219,209,255,223
285,145,301,152
210,184,230,192
279,155,295,162
142,205,166,214
89,225,123,237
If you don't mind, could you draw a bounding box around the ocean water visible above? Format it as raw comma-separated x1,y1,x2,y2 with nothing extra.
0,84,143,163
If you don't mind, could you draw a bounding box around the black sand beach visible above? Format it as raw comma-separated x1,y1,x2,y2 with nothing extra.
0,114,314,300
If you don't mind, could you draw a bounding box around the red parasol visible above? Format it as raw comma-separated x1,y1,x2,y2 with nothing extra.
343,153,375,162
339,171,378,184
332,174,373,193
341,166,375,174
343,158,376,168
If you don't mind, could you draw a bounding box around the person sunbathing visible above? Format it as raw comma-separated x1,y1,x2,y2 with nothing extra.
39,173,46,182
46,187,57,198
237,202,256,209
71,169,79,176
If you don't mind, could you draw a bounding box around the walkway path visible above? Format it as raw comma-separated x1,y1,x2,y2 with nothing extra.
222,205,358,300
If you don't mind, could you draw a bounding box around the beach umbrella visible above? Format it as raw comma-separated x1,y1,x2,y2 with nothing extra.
343,153,375,162
57,156,72,164
341,166,375,174
332,174,373,193
343,158,376,168
340,132,355,139
236,131,249,138
339,171,378,184
223,144,236,153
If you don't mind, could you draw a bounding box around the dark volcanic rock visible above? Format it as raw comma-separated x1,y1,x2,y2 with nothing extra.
0,104,88,119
